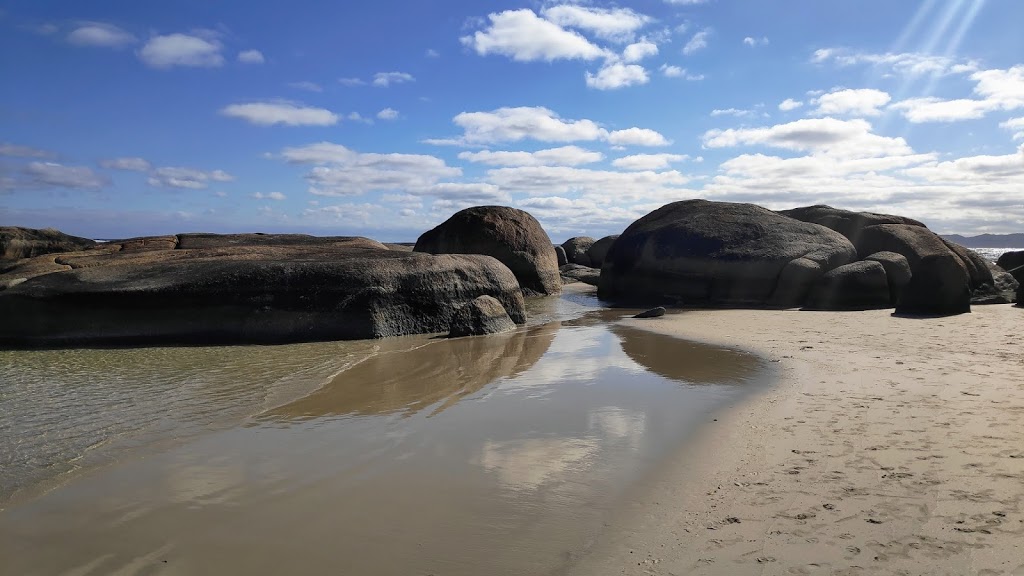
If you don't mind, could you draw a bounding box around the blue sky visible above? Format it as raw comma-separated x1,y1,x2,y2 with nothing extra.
2,0,1023,241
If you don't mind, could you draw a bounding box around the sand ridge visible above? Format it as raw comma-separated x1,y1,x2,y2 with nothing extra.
569,305,1024,576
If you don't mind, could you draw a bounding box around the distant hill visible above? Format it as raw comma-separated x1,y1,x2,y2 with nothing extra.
942,233,1024,248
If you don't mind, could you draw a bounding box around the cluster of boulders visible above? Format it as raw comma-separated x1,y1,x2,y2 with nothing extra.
1,200,1019,347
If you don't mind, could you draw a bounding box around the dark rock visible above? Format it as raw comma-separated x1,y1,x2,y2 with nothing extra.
1,227,96,270
858,224,971,315
383,242,415,252
997,251,1024,283
598,200,857,307
864,251,912,304
633,306,666,319
942,240,994,291
972,262,1019,305
587,235,619,268
554,245,568,267
448,295,518,337
0,235,527,347
805,261,892,310
561,236,596,267
559,264,600,286
414,206,561,296
779,205,925,250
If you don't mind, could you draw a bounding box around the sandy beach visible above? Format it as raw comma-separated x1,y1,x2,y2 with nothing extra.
569,304,1024,575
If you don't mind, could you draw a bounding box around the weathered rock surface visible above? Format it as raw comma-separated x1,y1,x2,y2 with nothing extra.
973,262,1019,305
414,206,561,296
598,200,857,307
633,307,666,319
998,251,1024,283
857,224,972,315
779,205,926,249
561,236,595,267
559,264,600,286
864,251,912,304
554,245,568,267
588,235,619,269
942,240,995,291
448,295,518,337
0,234,527,347
1,227,96,269
805,261,892,310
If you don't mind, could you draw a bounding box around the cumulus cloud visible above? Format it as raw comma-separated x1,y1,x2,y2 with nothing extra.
703,117,913,158
220,101,339,126
810,48,978,77
778,98,803,111
237,49,265,64
711,108,756,118
540,5,651,43
485,165,691,202
279,142,461,196
891,65,1024,123
612,153,690,170
660,64,703,80
139,32,224,68
458,146,603,167
22,162,108,189
812,88,891,116
606,127,671,146
460,9,608,62
338,77,366,87
67,22,136,47
1001,117,1024,140
622,40,658,63
100,157,151,171
372,71,414,87
377,108,399,120
148,166,233,189
682,28,711,55
252,192,286,200
586,62,649,90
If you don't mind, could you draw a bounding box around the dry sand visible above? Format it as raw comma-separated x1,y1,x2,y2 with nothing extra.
570,305,1024,576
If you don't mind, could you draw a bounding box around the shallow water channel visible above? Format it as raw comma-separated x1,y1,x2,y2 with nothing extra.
0,290,767,575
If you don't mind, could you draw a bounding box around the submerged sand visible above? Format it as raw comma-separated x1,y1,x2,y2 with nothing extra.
570,305,1024,575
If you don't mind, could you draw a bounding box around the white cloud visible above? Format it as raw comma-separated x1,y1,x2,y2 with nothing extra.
0,143,54,158
904,146,1024,184
139,33,224,68
238,49,265,64
347,112,373,124
338,77,366,87
812,88,891,116
891,65,1024,123
743,36,768,47
711,108,756,118
1001,117,1024,140
458,146,603,167
279,142,461,196
148,166,233,189
426,48,440,58
23,162,108,189
811,48,978,77
540,5,651,43
606,127,670,146
67,22,136,47
622,40,658,63
220,101,339,126
586,62,649,90
682,28,710,55
703,117,913,158
486,166,691,203
659,64,703,80
288,81,323,92
461,9,607,62
377,108,399,120
252,192,286,201
373,71,415,87
778,98,803,111
890,97,992,123
100,157,151,172
612,153,690,170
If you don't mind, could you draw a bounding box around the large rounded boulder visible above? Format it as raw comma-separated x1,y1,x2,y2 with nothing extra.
561,236,595,267
804,261,892,310
858,225,971,315
414,206,561,296
0,234,527,347
598,200,857,307
779,205,925,249
997,251,1024,283
587,235,619,268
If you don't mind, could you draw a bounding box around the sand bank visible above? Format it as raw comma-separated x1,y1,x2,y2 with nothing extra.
570,305,1024,575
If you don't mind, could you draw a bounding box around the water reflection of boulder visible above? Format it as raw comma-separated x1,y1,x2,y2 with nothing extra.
264,323,558,421
611,324,763,385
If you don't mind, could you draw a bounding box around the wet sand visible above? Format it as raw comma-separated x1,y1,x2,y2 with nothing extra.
569,305,1024,575
0,290,770,576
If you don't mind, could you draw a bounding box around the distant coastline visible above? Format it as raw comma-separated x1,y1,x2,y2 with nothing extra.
942,233,1024,248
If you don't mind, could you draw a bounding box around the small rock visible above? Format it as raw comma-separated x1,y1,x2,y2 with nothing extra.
633,306,666,319
448,295,518,338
